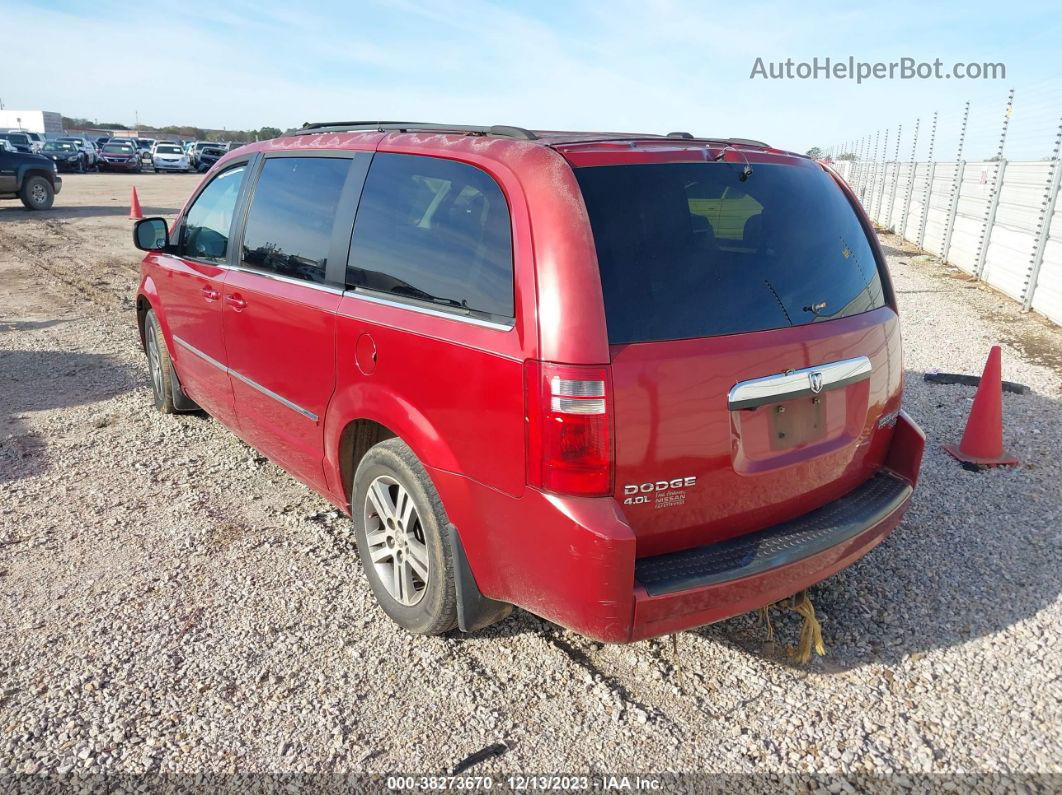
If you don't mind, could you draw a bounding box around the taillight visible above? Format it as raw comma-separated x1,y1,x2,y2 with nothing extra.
526,361,613,497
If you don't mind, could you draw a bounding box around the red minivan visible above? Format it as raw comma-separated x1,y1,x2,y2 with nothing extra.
132,122,924,643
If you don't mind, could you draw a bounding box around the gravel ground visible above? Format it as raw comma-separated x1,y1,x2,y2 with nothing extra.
0,176,1060,787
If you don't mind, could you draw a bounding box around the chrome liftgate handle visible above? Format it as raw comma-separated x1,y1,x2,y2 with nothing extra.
727,356,872,411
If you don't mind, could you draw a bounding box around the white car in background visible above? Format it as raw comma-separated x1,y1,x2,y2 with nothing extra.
151,143,190,173
8,130,44,153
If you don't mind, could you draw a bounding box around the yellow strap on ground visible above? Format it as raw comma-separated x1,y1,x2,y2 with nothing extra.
785,590,826,664
759,590,826,664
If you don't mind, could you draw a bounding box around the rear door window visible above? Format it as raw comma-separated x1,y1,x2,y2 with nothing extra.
575,162,886,344
240,157,351,284
180,165,247,264
346,153,514,321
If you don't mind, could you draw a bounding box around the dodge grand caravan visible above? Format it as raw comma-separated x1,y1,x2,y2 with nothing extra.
133,121,924,643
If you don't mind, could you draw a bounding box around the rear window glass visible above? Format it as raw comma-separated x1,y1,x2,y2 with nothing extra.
574,162,885,344
346,153,514,321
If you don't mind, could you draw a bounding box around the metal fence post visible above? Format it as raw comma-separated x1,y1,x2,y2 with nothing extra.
941,101,971,263
855,136,865,194
1022,115,1062,310
974,89,1015,279
900,118,921,240
868,129,881,211
876,128,890,222
917,111,938,248
887,125,903,231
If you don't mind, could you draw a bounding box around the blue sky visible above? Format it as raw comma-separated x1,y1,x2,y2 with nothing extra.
3,0,1061,158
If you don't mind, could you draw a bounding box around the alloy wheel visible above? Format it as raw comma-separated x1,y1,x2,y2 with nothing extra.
363,476,429,606
146,323,163,398
29,182,48,207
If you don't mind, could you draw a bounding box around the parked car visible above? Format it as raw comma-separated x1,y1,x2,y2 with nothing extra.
95,136,111,149
188,140,220,167
0,132,33,153
194,145,226,172
151,142,190,172
40,140,88,172
98,139,143,172
0,145,61,209
132,121,924,643
7,130,44,152
135,138,155,167
57,136,100,169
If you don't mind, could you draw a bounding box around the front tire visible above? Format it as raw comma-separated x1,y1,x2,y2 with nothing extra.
19,176,54,210
144,309,177,414
353,439,458,635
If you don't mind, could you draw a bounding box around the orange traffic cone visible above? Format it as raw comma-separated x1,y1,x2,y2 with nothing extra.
129,186,143,220
944,345,1018,467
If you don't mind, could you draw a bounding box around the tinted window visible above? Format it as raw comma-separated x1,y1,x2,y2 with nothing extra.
347,153,514,320
180,165,246,263
239,157,350,284
103,142,135,153
575,162,885,344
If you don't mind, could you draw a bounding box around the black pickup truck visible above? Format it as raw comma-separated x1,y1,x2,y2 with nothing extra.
0,146,62,210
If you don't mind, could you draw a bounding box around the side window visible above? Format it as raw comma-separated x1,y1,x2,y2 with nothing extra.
180,165,246,263
347,153,515,320
240,157,351,284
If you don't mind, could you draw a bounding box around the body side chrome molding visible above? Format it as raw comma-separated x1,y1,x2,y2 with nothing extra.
727,355,872,411
342,289,515,332
172,335,319,422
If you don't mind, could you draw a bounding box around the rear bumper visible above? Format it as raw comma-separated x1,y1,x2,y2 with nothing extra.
630,471,911,640
438,411,925,643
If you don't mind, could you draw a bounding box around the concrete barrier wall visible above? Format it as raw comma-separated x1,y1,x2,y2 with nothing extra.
839,156,1062,326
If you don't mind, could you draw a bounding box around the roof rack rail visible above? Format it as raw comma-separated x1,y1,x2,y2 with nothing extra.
295,121,538,141
548,135,771,149
723,137,770,148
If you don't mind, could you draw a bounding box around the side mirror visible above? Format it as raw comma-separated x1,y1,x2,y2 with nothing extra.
134,217,170,251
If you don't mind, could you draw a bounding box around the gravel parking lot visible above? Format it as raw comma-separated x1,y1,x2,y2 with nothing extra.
1,174,1060,785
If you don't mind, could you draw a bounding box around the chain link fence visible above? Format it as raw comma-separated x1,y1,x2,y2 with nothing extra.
825,85,1062,326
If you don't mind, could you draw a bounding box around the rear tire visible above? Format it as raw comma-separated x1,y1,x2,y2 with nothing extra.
144,309,177,414
353,439,458,635
19,176,54,210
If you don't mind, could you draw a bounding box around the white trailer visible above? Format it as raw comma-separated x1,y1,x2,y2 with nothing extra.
0,110,64,135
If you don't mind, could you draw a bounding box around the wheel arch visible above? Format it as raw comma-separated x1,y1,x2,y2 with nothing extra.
329,410,512,633
18,165,56,186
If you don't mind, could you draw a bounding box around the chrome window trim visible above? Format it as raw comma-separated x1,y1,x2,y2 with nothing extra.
727,355,872,411
172,335,319,422
341,289,515,332
217,263,345,295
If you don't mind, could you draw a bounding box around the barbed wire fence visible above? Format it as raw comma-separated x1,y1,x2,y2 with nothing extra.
825,85,1062,325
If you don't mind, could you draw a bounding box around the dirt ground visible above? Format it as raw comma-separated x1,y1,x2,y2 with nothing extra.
1,174,1060,784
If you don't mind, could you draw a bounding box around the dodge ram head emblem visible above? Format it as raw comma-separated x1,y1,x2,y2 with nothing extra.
809,371,824,394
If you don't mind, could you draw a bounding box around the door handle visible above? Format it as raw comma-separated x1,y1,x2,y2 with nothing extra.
225,293,247,310
201,286,220,302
